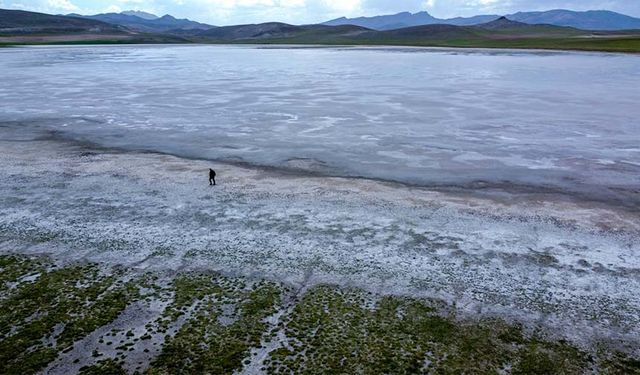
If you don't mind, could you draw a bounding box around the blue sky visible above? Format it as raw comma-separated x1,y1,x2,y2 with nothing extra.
3,0,640,25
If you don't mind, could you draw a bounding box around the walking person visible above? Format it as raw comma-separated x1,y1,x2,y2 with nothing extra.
209,168,216,186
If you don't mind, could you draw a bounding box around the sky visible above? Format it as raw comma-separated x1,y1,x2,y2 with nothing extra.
2,0,640,25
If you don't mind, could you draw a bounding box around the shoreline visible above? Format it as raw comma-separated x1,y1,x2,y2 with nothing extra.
1,132,639,350
8,121,640,215
2,39,640,54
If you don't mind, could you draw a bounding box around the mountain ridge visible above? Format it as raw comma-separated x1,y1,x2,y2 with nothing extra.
323,9,640,31
68,11,215,32
324,11,501,30
2,8,639,53
120,10,158,20
0,9,191,44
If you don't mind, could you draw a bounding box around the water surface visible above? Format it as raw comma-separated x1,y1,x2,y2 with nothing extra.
1,45,639,205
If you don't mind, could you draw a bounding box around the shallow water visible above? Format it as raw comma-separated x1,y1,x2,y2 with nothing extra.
1,45,639,206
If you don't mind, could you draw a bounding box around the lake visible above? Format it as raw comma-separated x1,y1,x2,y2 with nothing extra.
1,45,639,206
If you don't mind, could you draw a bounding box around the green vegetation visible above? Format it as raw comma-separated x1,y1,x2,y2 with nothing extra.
0,255,138,375
0,254,638,374
212,35,640,53
2,34,639,53
266,286,592,374
2,27,640,52
148,275,281,374
79,359,128,375
423,36,640,53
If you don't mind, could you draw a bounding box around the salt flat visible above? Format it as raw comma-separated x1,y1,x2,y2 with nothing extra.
1,132,638,349
1,45,639,208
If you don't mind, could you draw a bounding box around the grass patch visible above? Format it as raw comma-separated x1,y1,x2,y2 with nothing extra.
0,256,139,374
148,275,281,374
79,359,127,374
266,285,592,374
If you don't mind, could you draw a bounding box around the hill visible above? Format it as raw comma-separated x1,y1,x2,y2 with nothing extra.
323,9,640,31
346,18,582,46
190,18,640,53
475,16,531,30
194,18,583,44
0,9,191,44
197,22,303,39
371,24,481,41
195,22,370,42
0,8,125,35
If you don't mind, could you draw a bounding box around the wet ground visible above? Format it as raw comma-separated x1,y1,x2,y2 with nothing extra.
2,45,639,207
1,130,639,356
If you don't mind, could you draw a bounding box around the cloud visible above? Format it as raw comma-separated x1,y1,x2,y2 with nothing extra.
104,4,122,12
45,0,78,11
3,0,79,13
363,0,424,13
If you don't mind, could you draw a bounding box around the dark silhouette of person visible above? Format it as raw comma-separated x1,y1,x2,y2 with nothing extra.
209,169,216,186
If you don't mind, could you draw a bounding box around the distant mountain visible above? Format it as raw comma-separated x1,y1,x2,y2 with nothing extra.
0,8,126,34
70,12,215,32
323,11,500,30
120,10,158,20
324,11,440,30
507,10,640,30
323,9,640,31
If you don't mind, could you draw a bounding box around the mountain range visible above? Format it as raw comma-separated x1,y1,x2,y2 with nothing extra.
67,11,215,33
323,11,497,30
2,8,639,53
58,8,640,33
324,9,640,31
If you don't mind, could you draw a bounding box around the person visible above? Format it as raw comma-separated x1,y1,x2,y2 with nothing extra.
209,168,216,186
